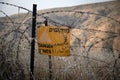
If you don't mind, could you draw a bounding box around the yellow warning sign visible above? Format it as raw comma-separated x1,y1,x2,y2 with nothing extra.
37,26,70,56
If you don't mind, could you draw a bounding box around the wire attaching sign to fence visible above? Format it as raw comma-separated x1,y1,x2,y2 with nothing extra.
37,26,70,56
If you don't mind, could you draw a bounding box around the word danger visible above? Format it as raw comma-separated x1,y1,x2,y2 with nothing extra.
39,49,69,54
49,27,69,33
38,43,53,48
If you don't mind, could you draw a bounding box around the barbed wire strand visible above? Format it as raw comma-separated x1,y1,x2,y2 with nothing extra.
0,2,32,13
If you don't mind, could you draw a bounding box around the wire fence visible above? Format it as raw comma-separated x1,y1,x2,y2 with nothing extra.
0,2,120,80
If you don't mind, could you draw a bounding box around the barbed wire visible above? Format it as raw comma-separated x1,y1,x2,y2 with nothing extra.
45,17,120,35
0,21,29,24
37,10,120,24
0,10,16,27
0,1,120,58
0,2,33,80
36,7,120,80
0,1,120,24
0,2,32,13
0,2,120,80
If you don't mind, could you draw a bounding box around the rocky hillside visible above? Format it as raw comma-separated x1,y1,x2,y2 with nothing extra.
0,1,120,80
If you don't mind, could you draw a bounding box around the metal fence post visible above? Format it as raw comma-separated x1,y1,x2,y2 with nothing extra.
30,4,37,80
44,18,52,80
